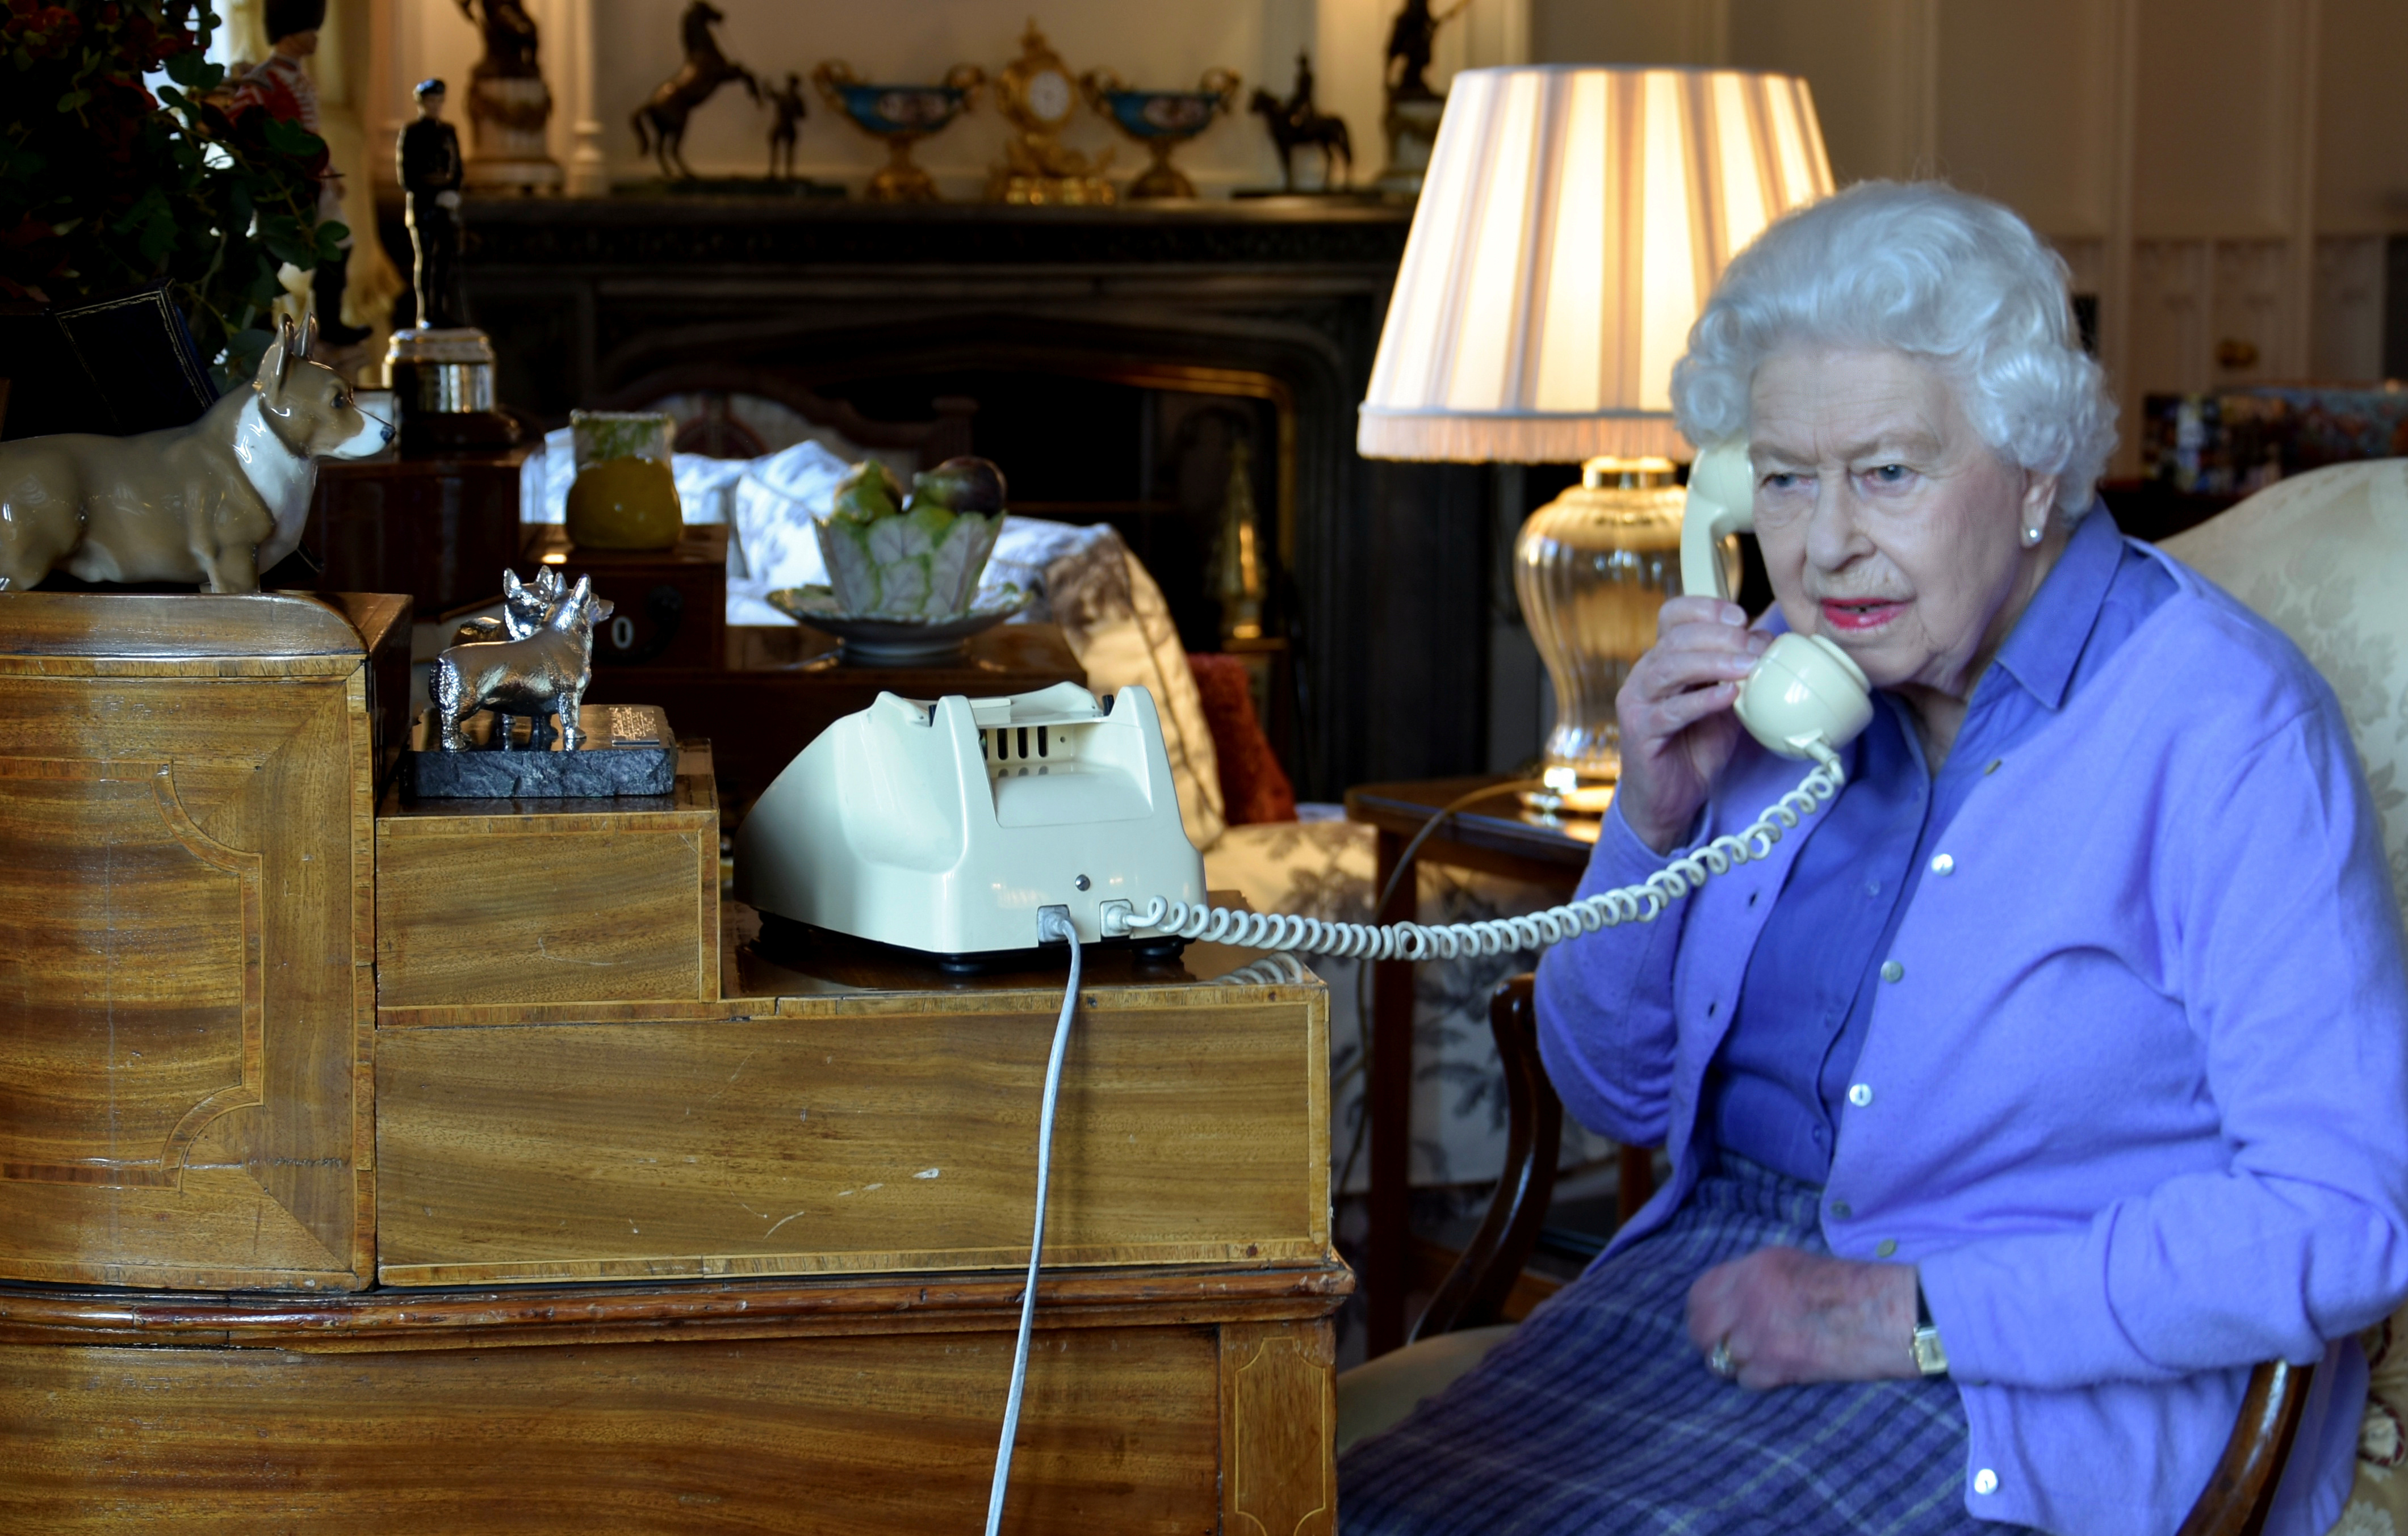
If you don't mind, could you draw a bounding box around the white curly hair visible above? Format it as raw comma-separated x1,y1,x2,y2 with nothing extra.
1669,181,2116,522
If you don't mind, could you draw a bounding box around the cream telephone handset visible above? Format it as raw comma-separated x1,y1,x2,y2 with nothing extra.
1680,439,1875,759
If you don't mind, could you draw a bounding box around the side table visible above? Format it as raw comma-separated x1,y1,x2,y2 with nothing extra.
1343,777,1651,1357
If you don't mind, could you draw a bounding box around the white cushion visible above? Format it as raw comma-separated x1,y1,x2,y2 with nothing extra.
726,439,856,619
1333,1324,1518,1455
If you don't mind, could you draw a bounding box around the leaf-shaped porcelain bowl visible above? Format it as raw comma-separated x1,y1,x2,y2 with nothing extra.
765,585,1029,667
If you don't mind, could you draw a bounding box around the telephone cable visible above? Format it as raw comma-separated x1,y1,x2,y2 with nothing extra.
984,906,1083,1536
1119,745,1846,959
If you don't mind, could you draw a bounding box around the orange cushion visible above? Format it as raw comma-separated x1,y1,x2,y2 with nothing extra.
1186,653,1297,827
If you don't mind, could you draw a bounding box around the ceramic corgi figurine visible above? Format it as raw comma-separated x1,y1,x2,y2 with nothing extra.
0,314,394,594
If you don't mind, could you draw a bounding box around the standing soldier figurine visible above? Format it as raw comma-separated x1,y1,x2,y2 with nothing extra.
767,72,808,180
237,0,371,345
399,79,468,330
1384,0,1472,102
1373,0,1470,194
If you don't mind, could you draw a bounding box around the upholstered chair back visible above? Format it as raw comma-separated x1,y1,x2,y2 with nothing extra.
2160,457,2408,1526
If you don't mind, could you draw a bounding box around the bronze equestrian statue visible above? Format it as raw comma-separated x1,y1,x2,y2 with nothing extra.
1250,53,1352,192
631,0,759,179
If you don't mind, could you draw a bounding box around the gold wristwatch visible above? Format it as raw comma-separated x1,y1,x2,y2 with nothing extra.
1912,1278,1949,1376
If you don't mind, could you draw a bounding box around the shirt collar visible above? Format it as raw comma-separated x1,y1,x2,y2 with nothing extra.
1987,501,2124,712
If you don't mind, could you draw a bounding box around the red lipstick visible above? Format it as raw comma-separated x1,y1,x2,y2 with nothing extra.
1820,599,1903,632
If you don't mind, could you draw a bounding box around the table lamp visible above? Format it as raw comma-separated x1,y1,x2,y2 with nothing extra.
1358,66,1833,799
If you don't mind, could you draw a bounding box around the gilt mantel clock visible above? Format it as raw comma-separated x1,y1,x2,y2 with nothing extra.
989,22,1116,204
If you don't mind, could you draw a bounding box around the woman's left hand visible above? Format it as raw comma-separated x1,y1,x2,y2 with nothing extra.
1685,1247,1921,1388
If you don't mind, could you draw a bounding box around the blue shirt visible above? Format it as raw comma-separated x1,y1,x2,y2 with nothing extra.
1706,507,2180,1183
1534,524,2408,1535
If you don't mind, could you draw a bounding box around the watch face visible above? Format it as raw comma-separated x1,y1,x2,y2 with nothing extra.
1027,68,1073,124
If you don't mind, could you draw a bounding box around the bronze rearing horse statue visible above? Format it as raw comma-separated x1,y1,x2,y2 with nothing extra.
632,0,759,179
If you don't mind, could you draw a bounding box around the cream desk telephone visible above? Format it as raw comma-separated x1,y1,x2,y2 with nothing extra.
732,440,1871,970
728,439,1874,1534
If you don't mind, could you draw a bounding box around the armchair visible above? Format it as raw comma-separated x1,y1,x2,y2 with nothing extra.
1340,457,2408,1534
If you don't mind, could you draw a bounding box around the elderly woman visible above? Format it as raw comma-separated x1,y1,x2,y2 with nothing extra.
1339,182,2408,1535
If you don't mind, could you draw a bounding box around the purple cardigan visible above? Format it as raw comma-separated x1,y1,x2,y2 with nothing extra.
1535,544,2408,1536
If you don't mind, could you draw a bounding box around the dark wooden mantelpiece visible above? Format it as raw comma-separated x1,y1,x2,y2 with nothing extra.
457,196,1416,273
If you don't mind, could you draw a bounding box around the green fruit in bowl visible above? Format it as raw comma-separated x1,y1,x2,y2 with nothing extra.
828,459,906,524
814,456,1007,619
911,455,1007,515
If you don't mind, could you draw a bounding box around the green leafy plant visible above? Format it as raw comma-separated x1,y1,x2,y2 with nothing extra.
2,0,344,387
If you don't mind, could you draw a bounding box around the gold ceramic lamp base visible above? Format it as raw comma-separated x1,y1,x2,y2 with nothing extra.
1513,456,1731,797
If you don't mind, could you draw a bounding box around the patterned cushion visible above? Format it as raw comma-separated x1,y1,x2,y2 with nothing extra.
1040,527,1224,849
2161,459,2408,1536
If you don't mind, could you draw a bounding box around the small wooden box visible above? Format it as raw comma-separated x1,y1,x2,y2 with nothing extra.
370,937,1330,1287
374,746,719,1009
308,448,527,616
522,522,727,670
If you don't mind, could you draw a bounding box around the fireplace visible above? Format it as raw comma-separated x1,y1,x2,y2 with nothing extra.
397,195,1498,798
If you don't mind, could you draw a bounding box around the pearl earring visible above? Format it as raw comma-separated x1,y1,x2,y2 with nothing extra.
2021,524,2045,548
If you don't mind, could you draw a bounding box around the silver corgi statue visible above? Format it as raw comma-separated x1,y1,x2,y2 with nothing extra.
430,573,614,749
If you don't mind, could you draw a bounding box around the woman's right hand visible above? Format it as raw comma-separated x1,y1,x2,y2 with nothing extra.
1614,597,1770,854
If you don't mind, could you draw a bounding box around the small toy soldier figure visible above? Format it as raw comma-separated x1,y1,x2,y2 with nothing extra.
399,79,468,330
767,72,808,179
1385,0,1472,104
239,0,371,345
1283,52,1317,120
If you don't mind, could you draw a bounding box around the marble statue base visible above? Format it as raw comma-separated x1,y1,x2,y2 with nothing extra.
405,703,677,798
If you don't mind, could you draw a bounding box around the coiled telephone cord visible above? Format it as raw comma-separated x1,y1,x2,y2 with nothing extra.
1126,745,1846,960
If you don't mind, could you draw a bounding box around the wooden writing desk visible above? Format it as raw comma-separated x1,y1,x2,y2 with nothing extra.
2,918,1344,1533
0,584,1341,1532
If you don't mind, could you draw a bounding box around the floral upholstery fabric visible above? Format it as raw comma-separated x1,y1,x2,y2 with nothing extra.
1039,528,1226,850
2162,459,2408,1535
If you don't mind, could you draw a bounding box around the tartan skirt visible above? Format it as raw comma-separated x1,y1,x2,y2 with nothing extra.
1338,1155,2034,1536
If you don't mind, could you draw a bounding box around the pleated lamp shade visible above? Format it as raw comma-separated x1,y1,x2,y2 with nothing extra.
1358,66,1834,463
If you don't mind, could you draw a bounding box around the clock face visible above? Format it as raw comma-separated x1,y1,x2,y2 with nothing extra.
1027,68,1073,124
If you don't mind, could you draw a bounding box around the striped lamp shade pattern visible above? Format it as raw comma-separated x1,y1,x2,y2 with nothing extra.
1358,66,1834,464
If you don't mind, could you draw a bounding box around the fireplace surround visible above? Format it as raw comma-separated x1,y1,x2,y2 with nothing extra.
390,195,1497,796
